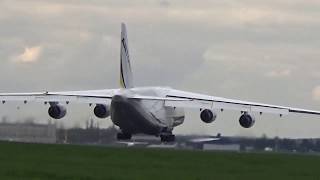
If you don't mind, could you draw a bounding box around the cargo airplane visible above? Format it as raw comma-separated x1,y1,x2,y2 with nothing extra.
1,23,319,142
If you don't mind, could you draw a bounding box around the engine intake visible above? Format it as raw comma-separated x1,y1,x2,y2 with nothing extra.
94,104,110,118
200,109,217,123
48,105,66,119
239,113,255,128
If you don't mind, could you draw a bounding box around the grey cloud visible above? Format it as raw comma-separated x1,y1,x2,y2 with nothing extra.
159,0,170,8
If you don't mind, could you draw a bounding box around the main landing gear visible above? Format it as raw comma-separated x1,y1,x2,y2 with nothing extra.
116,130,175,142
160,133,175,142
117,132,132,140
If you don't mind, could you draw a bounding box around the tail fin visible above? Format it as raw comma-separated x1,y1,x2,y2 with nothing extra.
120,23,134,89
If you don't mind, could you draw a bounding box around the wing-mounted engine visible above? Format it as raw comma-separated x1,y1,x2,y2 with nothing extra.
94,104,110,118
48,104,67,119
239,112,255,128
200,109,217,123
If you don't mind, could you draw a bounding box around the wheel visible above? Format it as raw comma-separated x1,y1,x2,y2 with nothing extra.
160,134,175,142
117,132,132,140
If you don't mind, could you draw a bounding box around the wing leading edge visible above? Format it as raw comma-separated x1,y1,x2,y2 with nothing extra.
164,89,320,116
0,88,318,117
0,89,186,105
0,89,119,104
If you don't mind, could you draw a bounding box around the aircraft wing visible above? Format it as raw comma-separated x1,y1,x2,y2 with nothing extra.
0,89,185,105
0,89,120,104
189,137,220,143
164,89,320,116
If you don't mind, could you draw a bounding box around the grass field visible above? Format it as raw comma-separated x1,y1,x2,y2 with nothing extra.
0,142,320,180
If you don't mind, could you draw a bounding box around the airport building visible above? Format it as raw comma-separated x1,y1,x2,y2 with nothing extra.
202,144,241,151
0,122,56,143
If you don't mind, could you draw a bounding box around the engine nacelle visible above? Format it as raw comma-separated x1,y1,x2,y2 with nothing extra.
239,113,255,128
200,109,217,123
94,104,110,118
48,105,66,119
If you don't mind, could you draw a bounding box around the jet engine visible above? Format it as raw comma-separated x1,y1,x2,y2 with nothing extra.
200,109,217,123
48,105,67,119
94,104,110,118
239,113,255,128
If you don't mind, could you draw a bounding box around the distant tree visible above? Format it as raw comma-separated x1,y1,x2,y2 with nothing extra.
315,140,320,152
254,134,273,150
280,139,296,151
1,116,8,123
300,139,312,152
24,117,35,124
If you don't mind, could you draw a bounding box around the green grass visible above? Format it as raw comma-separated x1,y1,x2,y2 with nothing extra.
0,142,320,180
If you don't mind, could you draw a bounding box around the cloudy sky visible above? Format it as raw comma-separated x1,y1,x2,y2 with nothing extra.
0,0,320,138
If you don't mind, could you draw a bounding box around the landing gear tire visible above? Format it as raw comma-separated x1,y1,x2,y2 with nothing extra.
160,134,175,142
117,132,132,140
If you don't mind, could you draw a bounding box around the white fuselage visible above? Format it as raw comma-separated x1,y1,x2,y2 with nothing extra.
110,87,185,135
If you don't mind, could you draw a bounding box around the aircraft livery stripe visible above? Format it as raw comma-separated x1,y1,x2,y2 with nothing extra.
120,58,126,88
122,38,127,54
